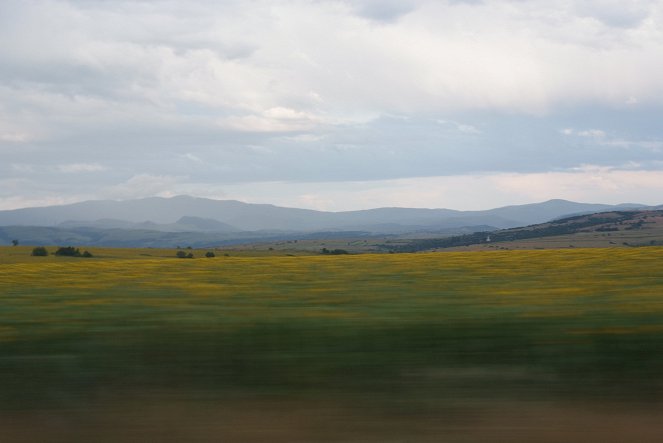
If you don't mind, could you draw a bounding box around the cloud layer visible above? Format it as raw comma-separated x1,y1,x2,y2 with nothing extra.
1,0,662,210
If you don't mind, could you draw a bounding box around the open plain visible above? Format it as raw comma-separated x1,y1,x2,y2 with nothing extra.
2,246,663,441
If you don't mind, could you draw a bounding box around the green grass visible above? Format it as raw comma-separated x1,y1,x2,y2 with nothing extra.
2,246,663,412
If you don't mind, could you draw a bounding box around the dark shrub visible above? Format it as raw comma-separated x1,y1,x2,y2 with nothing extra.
205,251,215,258
321,248,349,255
55,246,81,257
31,246,48,257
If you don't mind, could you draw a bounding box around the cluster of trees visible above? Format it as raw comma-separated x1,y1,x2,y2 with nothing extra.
30,245,219,259
31,246,93,257
176,250,217,259
320,248,349,255
30,246,48,256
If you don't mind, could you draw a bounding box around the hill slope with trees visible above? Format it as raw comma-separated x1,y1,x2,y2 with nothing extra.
390,210,663,252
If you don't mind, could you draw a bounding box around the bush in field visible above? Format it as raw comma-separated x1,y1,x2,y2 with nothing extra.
176,251,194,259
31,246,48,256
321,248,349,255
205,251,215,258
55,246,82,257
82,250,93,258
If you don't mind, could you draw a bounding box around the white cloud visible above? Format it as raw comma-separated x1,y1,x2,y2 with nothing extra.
4,166,663,212
281,134,326,143
486,167,663,206
215,167,663,211
11,164,35,173
574,0,654,28
182,153,203,163
351,0,418,23
437,119,481,134
0,195,82,211
57,163,106,173
3,0,663,125
577,129,606,138
0,176,92,210
1,0,663,209
219,107,323,132
0,132,31,143
598,138,663,151
102,174,186,200
561,128,663,151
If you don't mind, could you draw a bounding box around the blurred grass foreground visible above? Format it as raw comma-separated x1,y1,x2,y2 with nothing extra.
2,246,663,442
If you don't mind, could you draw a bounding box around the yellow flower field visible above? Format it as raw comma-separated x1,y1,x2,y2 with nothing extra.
3,247,663,328
1,246,662,395
2,246,663,441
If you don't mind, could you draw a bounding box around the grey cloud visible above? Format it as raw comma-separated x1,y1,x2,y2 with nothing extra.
574,0,654,28
350,0,418,22
1,0,663,209
448,0,483,4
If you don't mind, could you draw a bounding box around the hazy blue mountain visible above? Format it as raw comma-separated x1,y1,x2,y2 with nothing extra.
59,216,240,233
465,199,646,227
58,219,150,230
0,196,649,234
0,225,384,248
0,196,322,230
173,216,240,232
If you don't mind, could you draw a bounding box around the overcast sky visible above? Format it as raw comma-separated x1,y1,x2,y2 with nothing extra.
2,0,663,211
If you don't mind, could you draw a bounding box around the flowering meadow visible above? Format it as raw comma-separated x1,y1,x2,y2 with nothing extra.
1,246,663,441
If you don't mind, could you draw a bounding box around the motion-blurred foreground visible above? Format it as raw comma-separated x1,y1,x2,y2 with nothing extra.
2,247,663,442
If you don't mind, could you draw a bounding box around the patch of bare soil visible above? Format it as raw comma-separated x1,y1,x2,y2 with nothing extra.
1,392,662,442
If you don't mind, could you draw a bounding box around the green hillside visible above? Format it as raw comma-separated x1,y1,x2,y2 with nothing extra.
391,209,663,252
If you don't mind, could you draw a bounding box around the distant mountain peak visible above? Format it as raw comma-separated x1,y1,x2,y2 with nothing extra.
175,216,239,232
0,195,653,238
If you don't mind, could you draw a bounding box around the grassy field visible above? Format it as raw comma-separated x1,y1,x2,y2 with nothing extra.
2,246,663,441
445,227,663,251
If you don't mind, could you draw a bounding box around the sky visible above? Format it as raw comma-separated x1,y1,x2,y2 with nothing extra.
1,0,663,212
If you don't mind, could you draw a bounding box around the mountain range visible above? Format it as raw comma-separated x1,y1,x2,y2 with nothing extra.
0,195,653,248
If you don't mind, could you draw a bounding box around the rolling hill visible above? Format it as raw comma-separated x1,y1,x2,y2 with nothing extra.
0,196,653,248
0,196,645,231
392,209,663,252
